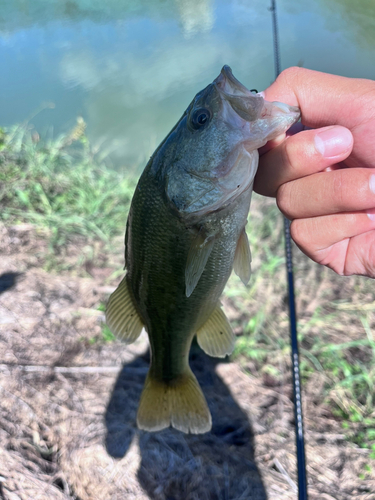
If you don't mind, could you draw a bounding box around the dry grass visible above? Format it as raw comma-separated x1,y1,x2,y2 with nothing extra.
1,210,374,500
1,124,374,499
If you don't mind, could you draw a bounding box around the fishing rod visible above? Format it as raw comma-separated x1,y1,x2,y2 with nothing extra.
269,1,308,498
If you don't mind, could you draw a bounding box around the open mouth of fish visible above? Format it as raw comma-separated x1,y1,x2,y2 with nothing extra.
165,65,300,220
201,65,300,211
215,65,299,131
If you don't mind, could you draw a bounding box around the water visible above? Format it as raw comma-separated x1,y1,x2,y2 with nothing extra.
1,0,375,169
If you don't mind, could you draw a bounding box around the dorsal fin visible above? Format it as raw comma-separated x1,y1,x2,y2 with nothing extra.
196,303,235,358
106,277,144,343
233,228,252,285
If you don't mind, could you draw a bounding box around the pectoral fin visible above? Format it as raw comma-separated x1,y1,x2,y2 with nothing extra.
106,276,144,343
185,230,215,298
196,303,235,358
233,228,252,285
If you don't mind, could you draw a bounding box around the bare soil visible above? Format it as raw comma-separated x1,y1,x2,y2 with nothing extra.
0,222,374,500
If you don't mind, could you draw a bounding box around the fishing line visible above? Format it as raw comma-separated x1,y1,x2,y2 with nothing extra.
269,1,308,498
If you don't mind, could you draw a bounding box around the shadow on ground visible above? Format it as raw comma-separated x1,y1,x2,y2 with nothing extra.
105,345,267,500
0,271,22,294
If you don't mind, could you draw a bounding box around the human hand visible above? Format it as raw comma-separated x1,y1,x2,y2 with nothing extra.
255,67,375,278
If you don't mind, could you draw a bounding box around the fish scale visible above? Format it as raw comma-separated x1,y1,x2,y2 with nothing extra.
106,65,300,433
128,167,242,376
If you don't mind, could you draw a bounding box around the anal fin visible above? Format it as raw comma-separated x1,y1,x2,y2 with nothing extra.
137,367,212,434
233,227,252,285
106,276,144,343
196,303,235,358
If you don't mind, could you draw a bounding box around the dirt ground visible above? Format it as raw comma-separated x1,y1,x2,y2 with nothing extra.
0,222,374,500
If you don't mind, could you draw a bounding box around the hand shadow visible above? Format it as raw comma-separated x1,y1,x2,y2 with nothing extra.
105,344,267,500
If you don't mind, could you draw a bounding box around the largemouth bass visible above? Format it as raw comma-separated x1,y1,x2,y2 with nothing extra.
106,66,300,434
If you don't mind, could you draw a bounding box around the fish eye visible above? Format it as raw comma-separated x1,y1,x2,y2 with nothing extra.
191,108,211,130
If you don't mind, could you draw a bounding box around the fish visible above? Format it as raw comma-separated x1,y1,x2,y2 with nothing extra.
106,65,300,434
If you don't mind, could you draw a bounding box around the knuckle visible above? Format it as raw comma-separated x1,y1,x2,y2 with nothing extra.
281,136,300,175
276,66,305,88
357,85,375,120
363,244,375,278
332,169,346,208
344,212,357,225
276,182,294,219
331,169,363,210
290,219,308,248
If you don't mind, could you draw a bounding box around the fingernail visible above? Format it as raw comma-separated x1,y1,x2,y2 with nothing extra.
369,175,375,194
314,126,353,158
367,209,375,221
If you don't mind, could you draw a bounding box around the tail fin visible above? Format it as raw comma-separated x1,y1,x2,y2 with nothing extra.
137,367,212,434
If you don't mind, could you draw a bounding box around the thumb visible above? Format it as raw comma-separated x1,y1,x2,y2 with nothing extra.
261,67,366,130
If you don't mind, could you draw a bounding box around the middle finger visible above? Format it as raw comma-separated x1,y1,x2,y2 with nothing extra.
277,167,375,220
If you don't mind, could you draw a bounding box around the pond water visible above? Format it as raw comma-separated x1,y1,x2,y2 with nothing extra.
1,0,375,169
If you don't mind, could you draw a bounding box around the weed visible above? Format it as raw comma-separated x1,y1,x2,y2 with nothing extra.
0,122,135,249
102,324,116,342
96,303,116,342
2,121,375,457
229,194,375,453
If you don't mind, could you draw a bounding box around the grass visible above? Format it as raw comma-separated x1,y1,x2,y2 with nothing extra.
0,121,135,250
1,122,375,460
228,195,375,457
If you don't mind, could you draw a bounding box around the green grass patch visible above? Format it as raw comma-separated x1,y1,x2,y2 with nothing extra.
0,122,136,248
228,194,375,454
2,120,375,457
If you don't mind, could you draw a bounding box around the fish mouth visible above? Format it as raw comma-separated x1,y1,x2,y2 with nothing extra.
208,66,300,214
214,66,264,123
214,65,253,96
214,65,300,129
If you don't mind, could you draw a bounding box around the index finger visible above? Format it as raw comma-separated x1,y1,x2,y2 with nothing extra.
262,67,372,129
261,67,375,169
